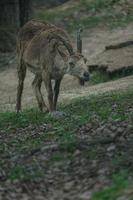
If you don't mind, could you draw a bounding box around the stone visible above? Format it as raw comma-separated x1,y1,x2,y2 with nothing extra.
107,144,116,152
49,111,67,119
73,150,81,156
79,191,92,199
110,125,117,132
117,127,124,134
63,181,74,192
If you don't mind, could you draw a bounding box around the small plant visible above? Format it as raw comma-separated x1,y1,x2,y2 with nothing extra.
90,71,110,84
91,170,129,200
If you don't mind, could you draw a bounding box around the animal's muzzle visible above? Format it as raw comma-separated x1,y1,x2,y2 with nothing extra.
83,72,90,81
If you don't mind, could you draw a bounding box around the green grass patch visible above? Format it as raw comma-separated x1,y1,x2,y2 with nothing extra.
80,0,113,11
90,71,111,84
8,161,44,181
90,68,133,85
0,89,132,129
34,0,133,32
91,170,129,200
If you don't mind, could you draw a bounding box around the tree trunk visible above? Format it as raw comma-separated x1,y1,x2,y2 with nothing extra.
0,0,20,28
19,0,32,27
0,0,31,52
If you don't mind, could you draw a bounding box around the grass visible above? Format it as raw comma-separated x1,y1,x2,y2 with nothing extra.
90,71,111,84
0,89,132,129
34,0,133,32
90,68,133,84
91,170,130,200
0,89,133,130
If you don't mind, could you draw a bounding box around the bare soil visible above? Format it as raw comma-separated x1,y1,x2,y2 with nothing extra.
83,24,133,73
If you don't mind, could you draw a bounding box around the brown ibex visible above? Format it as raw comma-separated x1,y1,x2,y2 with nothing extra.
16,20,90,112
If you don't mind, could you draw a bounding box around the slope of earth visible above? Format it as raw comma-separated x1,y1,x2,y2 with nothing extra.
82,24,133,74
0,89,133,200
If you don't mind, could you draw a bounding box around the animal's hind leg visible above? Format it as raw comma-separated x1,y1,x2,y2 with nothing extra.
42,72,54,112
53,78,62,110
16,62,26,112
32,75,48,112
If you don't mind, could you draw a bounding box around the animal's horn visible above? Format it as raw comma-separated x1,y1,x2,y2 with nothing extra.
48,33,74,55
60,37,74,55
77,28,83,53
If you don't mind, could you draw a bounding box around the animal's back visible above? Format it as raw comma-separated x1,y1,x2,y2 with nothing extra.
17,20,73,77
23,27,73,74
17,19,71,54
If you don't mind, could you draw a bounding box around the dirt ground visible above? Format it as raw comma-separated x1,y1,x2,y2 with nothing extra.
83,24,133,72
0,25,133,111
0,117,133,200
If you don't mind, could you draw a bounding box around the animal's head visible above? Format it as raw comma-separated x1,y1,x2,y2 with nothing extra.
56,28,90,85
67,53,90,85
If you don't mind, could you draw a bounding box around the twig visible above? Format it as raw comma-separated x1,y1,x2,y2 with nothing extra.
105,40,133,50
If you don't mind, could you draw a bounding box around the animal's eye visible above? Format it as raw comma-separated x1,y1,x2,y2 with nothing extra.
69,61,75,68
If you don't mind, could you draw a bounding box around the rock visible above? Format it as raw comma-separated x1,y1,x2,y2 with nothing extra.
79,191,92,200
21,193,30,200
112,104,118,109
98,168,108,176
103,128,112,136
49,111,67,119
110,125,117,132
63,181,74,192
107,144,116,152
117,127,124,134
96,127,103,134
73,150,81,156
91,160,97,168
117,196,128,200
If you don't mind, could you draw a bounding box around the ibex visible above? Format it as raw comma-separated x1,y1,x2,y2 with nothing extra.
16,20,90,112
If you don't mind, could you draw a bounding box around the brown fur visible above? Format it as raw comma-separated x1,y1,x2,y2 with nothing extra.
16,20,89,112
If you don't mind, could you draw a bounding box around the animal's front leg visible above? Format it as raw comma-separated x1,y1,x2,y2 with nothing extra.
32,75,48,112
42,72,54,112
47,81,54,112
16,61,26,113
54,78,62,110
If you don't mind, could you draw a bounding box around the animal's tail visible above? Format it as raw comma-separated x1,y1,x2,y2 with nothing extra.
16,40,27,112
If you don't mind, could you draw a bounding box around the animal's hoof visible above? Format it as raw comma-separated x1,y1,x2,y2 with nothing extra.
49,111,66,119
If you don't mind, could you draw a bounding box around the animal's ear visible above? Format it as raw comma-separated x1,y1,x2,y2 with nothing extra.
57,47,68,61
77,28,83,53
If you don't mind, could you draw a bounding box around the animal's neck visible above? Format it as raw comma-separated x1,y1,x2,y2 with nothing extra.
53,52,68,74
62,63,69,74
